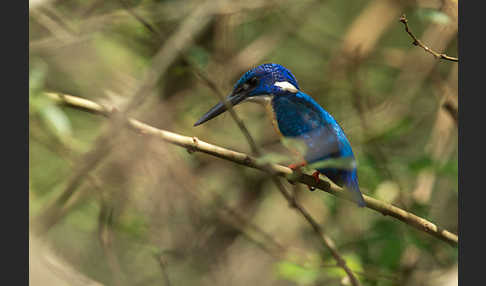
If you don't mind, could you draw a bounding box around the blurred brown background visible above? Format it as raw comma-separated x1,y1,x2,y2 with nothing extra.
29,0,458,285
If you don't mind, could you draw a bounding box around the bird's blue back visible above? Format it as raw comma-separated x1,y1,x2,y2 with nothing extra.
271,91,366,206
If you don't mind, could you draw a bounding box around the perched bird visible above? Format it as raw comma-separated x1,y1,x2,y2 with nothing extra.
194,63,365,207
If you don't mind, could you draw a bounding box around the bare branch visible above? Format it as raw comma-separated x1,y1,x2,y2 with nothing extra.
45,92,458,247
97,202,125,286
399,14,458,62
153,254,172,286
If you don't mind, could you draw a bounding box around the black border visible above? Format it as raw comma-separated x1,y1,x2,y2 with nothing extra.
458,0,481,285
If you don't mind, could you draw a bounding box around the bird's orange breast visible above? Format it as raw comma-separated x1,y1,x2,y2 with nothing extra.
263,101,306,162
263,101,283,138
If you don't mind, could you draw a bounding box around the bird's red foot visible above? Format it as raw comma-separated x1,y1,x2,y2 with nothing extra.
286,162,307,185
288,162,307,171
308,170,320,191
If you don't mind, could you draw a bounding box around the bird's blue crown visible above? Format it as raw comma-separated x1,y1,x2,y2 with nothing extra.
234,63,300,96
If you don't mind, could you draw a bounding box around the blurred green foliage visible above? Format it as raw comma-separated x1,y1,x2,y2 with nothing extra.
30,0,458,285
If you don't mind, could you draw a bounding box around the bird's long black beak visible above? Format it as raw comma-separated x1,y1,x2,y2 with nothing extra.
193,90,248,126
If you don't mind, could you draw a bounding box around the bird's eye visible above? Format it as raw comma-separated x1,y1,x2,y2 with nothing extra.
241,77,257,90
248,77,258,86
235,77,258,93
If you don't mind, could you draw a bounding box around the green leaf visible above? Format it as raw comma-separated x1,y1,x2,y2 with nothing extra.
437,159,458,177
416,9,451,25
29,60,72,136
408,156,434,172
276,254,363,285
379,235,404,269
379,117,413,142
29,59,48,97
39,103,73,137
115,212,149,241
307,157,356,170
324,254,363,279
409,156,458,178
371,221,405,270
29,60,50,116
275,261,319,285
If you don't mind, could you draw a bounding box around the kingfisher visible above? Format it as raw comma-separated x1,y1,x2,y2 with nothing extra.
194,63,366,207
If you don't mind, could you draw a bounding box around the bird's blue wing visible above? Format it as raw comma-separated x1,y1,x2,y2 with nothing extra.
272,92,345,164
272,92,366,207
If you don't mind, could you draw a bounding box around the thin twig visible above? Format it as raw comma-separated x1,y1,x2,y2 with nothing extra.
98,202,125,286
399,14,458,62
118,0,159,35
153,254,172,286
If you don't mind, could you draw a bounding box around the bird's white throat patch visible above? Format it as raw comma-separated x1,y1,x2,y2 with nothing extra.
274,81,298,93
245,94,273,105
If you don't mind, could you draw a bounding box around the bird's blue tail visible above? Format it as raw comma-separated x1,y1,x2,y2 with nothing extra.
344,170,366,207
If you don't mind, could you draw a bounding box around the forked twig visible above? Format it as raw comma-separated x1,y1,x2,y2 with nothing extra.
399,14,458,62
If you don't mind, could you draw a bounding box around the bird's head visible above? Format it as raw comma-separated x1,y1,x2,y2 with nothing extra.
194,63,300,126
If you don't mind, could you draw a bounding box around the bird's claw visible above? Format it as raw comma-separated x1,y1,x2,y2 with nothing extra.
287,162,306,185
308,171,320,191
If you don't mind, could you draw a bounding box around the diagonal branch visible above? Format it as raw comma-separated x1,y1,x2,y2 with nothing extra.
399,14,458,62
44,92,459,248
